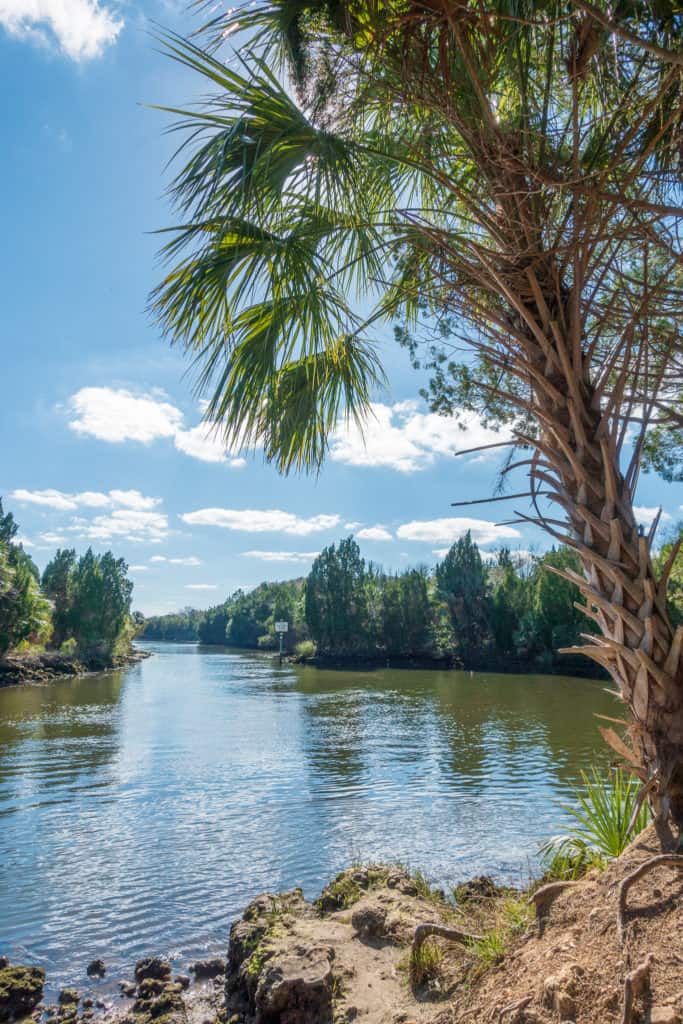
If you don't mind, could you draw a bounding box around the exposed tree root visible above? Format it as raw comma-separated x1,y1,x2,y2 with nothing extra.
528,881,584,936
617,855,683,943
497,995,532,1022
412,922,483,955
620,954,653,1024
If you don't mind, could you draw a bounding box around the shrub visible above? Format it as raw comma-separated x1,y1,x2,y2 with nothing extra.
294,639,316,660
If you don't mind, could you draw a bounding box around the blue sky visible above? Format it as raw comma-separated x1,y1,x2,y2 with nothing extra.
2,0,683,616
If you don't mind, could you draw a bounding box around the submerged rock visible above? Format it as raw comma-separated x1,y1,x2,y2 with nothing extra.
0,965,46,1021
134,958,172,984
86,960,106,979
58,989,79,1005
189,959,226,980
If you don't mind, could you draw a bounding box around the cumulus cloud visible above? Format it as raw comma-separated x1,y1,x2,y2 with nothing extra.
241,551,319,563
150,555,202,566
10,487,161,512
186,584,218,590
75,509,169,544
180,508,341,536
174,424,245,467
356,525,393,541
14,535,34,548
66,387,247,468
397,517,521,547
633,506,672,528
0,0,122,60
129,565,148,572
344,521,363,531
330,402,513,473
69,387,183,443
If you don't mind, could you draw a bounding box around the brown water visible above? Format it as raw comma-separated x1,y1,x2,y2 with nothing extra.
0,642,617,991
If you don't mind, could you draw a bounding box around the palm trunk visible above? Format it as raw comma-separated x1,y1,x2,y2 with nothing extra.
531,364,683,837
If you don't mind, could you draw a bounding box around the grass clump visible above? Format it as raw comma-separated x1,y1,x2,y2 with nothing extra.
466,896,533,970
540,765,652,879
407,940,443,986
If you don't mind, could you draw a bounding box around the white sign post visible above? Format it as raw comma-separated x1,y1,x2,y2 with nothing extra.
275,621,288,663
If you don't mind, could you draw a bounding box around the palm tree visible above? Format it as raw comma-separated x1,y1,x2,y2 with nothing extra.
152,2,683,841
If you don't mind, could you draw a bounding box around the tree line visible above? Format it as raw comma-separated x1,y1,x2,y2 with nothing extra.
141,532,633,672
0,498,136,665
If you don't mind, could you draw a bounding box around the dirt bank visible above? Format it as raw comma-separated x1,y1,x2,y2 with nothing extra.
0,648,150,688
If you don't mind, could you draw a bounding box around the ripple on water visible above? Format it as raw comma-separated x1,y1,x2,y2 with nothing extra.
0,644,616,990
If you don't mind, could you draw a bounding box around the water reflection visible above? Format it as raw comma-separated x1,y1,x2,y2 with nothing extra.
0,645,616,990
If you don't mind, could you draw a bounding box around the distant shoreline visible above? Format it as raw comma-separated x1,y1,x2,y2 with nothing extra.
0,646,151,689
138,637,605,678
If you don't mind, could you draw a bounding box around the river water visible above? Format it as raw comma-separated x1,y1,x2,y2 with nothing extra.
0,642,617,989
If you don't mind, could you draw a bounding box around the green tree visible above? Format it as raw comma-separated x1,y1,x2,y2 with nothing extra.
435,533,490,666
67,549,134,661
305,538,369,655
0,499,52,654
42,549,77,647
489,549,529,657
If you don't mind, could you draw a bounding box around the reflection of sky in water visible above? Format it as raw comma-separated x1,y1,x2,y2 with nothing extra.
0,645,617,990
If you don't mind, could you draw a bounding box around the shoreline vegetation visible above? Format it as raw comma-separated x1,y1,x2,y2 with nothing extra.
0,498,142,690
141,533,634,678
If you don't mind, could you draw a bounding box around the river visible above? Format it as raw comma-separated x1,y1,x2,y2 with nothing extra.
0,642,617,990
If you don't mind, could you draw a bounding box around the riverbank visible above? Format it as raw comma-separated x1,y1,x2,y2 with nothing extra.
3,824,681,1024
0,647,150,689
293,650,606,678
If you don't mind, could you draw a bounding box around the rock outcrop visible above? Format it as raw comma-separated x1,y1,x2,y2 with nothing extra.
0,964,45,1021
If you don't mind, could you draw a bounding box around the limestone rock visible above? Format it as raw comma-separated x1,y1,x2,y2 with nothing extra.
351,905,387,941
58,989,79,1006
134,958,172,983
540,965,583,1021
253,946,334,1024
190,959,226,980
650,1008,681,1024
0,966,45,1021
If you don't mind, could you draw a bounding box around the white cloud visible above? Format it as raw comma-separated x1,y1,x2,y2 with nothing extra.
76,509,169,544
129,565,148,572
241,550,319,563
186,583,218,590
150,555,201,566
356,525,393,541
69,387,183,444
634,506,672,528
39,532,66,544
174,424,245,467
330,402,512,473
109,490,162,511
397,517,521,547
11,488,78,511
344,521,363,531
180,508,341,536
66,387,246,468
10,487,161,512
14,535,34,548
0,0,122,60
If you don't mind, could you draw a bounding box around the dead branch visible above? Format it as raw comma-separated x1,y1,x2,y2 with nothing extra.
617,855,683,943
